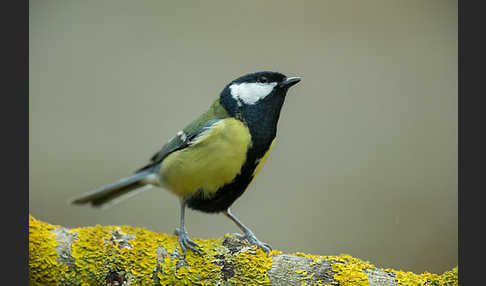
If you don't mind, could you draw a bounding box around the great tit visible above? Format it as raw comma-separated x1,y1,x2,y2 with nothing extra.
71,71,301,256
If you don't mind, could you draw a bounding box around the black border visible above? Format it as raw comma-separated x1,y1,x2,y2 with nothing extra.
7,0,29,284
459,0,485,285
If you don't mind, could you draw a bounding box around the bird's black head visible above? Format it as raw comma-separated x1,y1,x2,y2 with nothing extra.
220,71,300,116
219,71,301,142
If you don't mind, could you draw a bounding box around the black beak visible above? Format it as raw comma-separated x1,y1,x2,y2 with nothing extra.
279,77,301,89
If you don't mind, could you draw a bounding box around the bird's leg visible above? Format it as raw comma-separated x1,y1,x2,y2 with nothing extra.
224,208,272,256
175,199,202,256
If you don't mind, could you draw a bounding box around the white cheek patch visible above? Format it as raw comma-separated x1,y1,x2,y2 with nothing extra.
230,82,277,106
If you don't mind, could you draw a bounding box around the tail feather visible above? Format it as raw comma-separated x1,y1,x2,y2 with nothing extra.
71,170,153,207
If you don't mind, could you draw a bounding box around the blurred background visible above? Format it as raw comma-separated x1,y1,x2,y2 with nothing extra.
29,0,457,274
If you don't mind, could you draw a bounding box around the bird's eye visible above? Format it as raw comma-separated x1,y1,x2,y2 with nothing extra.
258,76,269,83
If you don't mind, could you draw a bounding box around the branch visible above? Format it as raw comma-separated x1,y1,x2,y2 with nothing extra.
29,215,457,285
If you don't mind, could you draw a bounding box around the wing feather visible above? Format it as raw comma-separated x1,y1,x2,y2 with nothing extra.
135,98,229,173
135,119,221,173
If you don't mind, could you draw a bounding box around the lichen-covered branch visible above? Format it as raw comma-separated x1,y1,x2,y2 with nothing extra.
29,215,457,286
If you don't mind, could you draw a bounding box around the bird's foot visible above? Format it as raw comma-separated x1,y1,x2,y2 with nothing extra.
234,231,272,256
174,227,202,257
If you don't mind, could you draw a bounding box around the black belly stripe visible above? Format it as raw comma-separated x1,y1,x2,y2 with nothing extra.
185,141,271,213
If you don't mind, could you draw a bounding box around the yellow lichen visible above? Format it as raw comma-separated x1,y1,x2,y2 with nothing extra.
384,266,458,286
331,261,370,286
294,252,457,286
29,215,458,285
294,253,373,286
70,224,223,285
30,214,224,285
294,252,374,286
156,237,222,285
29,215,70,285
227,247,274,285
303,273,315,279
296,269,316,281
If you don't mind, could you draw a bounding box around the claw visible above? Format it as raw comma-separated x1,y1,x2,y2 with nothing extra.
242,232,272,257
176,229,202,256
223,209,272,257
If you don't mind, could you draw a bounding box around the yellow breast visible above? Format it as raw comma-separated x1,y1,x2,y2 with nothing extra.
159,118,252,198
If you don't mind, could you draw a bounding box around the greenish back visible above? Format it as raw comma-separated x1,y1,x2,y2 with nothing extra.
135,98,230,173
182,98,230,134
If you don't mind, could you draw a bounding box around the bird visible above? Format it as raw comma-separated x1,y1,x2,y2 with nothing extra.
71,71,301,257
